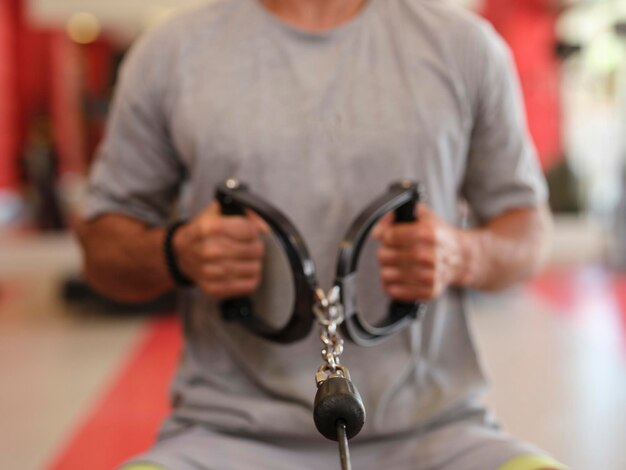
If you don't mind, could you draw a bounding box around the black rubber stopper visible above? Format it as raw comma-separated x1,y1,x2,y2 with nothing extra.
313,377,366,441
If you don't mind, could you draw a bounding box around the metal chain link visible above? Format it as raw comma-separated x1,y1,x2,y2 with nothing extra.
313,286,348,386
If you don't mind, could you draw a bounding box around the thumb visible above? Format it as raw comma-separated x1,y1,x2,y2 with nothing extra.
417,203,437,221
247,210,271,234
203,201,222,218
372,213,393,240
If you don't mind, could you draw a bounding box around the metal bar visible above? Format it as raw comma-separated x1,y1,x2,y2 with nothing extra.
337,420,352,470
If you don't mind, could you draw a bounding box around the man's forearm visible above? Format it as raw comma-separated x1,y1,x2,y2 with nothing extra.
78,214,175,302
456,205,553,292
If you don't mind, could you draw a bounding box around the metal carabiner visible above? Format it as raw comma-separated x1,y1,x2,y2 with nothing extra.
336,181,428,347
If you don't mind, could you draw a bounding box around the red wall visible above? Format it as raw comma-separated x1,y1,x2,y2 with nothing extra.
0,0,115,193
0,0,21,190
482,0,563,171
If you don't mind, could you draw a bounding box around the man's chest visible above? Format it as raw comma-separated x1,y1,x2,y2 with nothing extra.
168,32,473,221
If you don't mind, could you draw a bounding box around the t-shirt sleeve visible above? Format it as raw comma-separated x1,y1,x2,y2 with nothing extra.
83,27,184,227
460,21,548,223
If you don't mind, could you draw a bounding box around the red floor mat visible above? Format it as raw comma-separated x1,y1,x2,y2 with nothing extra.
47,315,182,470
528,268,579,312
530,268,626,352
612,276,626,337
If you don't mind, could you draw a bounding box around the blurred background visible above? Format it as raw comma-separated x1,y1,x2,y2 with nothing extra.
0,0,625,469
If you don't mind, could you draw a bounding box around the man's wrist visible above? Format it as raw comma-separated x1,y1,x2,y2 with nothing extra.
452,228,481,288
164,221,194,287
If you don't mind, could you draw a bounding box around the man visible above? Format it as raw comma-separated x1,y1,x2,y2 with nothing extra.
79,0,562,469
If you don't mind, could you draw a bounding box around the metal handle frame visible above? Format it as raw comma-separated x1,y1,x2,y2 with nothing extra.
336,181,427,347
216,180,317,344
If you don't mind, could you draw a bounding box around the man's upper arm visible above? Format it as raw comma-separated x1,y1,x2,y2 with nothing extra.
83,25,184,228
460,21,548,224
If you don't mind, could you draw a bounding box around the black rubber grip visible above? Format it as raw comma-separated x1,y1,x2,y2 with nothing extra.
216,185,254,325
391,188,418,319
219,193,247,216
394,200,417,223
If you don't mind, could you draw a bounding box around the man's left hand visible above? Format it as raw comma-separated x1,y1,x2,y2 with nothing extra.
373,205,467,302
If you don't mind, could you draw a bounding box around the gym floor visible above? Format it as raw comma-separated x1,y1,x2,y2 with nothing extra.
0,217,625,470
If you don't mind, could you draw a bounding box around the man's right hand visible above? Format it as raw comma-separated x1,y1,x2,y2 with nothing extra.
172,202,269,299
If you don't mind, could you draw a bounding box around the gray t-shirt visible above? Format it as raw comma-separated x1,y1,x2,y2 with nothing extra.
85,0,546,442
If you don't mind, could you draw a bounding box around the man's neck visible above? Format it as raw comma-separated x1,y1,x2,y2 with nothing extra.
259,0,368,32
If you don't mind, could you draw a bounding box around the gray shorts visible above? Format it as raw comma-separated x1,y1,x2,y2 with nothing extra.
122,420,557,470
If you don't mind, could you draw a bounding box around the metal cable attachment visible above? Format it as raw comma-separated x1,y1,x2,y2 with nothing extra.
313,285,365,470
337,421,352,470
314,286,346,385
313,367,365,442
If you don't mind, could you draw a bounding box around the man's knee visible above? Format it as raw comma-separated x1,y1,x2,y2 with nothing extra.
497,454,567,470
120,464,167,470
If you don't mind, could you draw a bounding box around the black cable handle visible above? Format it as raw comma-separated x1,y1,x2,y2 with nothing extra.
337,181,427,347
216,180,317,344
